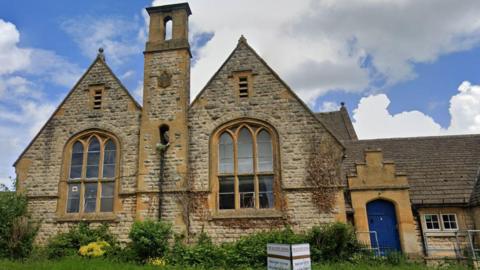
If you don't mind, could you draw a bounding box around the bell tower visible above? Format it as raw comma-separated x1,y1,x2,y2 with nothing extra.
136,3,191,226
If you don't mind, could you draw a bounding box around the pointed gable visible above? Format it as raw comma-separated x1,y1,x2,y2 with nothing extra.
14,54,141,166
191,36,344,147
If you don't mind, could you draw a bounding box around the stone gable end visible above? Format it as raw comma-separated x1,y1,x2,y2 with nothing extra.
188,40,344,238
15,57,142,243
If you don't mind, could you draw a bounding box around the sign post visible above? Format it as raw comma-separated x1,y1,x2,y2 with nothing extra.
267,243,311,270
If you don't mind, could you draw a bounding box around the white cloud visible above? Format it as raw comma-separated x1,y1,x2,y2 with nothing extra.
448,81,480,134
318,101,340,112
61,16,145,66
0,20,76,187
150,0,480,104
0,20,31,75
353,81,480,139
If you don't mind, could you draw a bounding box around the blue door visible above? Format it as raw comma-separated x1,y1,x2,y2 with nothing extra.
367,200,401,255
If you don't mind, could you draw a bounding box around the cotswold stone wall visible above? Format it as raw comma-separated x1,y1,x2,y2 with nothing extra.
16,58,141,244
187,40,344,241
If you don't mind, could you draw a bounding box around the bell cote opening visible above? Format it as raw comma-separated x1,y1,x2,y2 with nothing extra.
145,3,191,52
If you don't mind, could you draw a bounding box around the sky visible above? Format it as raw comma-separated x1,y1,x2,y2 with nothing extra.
1,0,480,188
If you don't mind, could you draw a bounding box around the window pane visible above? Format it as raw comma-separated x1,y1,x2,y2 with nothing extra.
237,128,253,174
257,130,273,172
86,138,100,178
69,142,83,179
239,176,254,208
84,183,97,213
100,182,114,212
103,140,116,178
67,184,80,213
218,133,234,174
259,175,274,208
219,176,234,209
442,214,457,230
425,214,440,230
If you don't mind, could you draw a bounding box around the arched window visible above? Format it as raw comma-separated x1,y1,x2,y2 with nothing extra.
164,17,172,40
215,121,277,210
65,132,117,214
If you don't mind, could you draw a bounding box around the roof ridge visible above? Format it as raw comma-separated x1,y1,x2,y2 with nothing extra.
354,133,480,142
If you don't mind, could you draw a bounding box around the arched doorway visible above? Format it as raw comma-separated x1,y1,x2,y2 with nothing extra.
367,199,401,254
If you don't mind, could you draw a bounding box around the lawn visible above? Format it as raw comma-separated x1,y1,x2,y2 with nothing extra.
0,257,469,270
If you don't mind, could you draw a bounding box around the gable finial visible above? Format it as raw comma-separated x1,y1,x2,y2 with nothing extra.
238,35,247,44
98,47,105,61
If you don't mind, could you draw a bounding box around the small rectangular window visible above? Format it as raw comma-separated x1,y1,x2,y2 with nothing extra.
424,214,440,230
219,176,235,209
100,182,114,212
259,175,274,208
84,183,98,213
441,214,458,230
239,176,255,208
238,77,249,98
67,184,80,213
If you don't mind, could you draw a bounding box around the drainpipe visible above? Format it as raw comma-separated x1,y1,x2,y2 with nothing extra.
156,143,169,220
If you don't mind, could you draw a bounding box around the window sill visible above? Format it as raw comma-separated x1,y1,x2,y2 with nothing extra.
424,231,460,237
55,213,118,223
210,209,284,220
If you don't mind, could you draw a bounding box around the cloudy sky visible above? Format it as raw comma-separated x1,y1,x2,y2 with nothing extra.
1,0,480,187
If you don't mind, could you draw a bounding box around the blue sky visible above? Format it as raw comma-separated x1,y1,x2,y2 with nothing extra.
1,0,480,188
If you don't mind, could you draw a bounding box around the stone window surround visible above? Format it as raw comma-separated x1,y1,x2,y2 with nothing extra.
231,70,253,100
422,213,458,232
89,84,105,111
209,118,283,219
56,129,120,222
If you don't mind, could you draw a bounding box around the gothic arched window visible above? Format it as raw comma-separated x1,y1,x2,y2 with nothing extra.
64,132,118,215
214,120,278,211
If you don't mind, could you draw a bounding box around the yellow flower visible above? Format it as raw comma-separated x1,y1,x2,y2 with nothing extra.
78,241,111,257
147,257,167,266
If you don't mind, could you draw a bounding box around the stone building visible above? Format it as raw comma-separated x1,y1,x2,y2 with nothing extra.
13,3,480,259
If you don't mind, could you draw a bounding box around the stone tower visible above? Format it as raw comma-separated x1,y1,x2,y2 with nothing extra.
136,3,191,230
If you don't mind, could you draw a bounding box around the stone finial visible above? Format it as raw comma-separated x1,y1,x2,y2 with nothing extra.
340,101,345,107
238,35,247,44
97,47,105,61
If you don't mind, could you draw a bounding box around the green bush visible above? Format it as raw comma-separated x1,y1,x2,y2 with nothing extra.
128,220,172,261
225,227,306,267
307,222,361,262
0,192,38,259
167,232,226,268
46,223,116,259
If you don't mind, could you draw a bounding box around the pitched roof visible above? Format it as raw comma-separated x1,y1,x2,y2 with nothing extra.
471,170,480,206
343,134,480,206
13,54,141,166
315,105,358,141
191,36,345,148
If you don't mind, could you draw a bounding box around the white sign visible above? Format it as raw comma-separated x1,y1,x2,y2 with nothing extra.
267,244,291,257
291,244,310,257
292,258,311,270
268,257,291,270
267,243,311,270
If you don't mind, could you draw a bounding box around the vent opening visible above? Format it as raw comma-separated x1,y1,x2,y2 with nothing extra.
93,89,102,110
239,77,249,98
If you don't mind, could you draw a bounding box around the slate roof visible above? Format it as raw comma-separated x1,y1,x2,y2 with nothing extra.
471,171,480,206
315,105,358,141
343,134,480,206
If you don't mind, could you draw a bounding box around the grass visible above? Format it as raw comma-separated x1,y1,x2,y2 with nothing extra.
0,257,469,270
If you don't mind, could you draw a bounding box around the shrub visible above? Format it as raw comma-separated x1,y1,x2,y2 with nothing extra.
78,241,110,258
46,223,116,259
0,192,38,259
172,232,226,268
128,220,172,261
225,226,306,267
307,222,361,262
